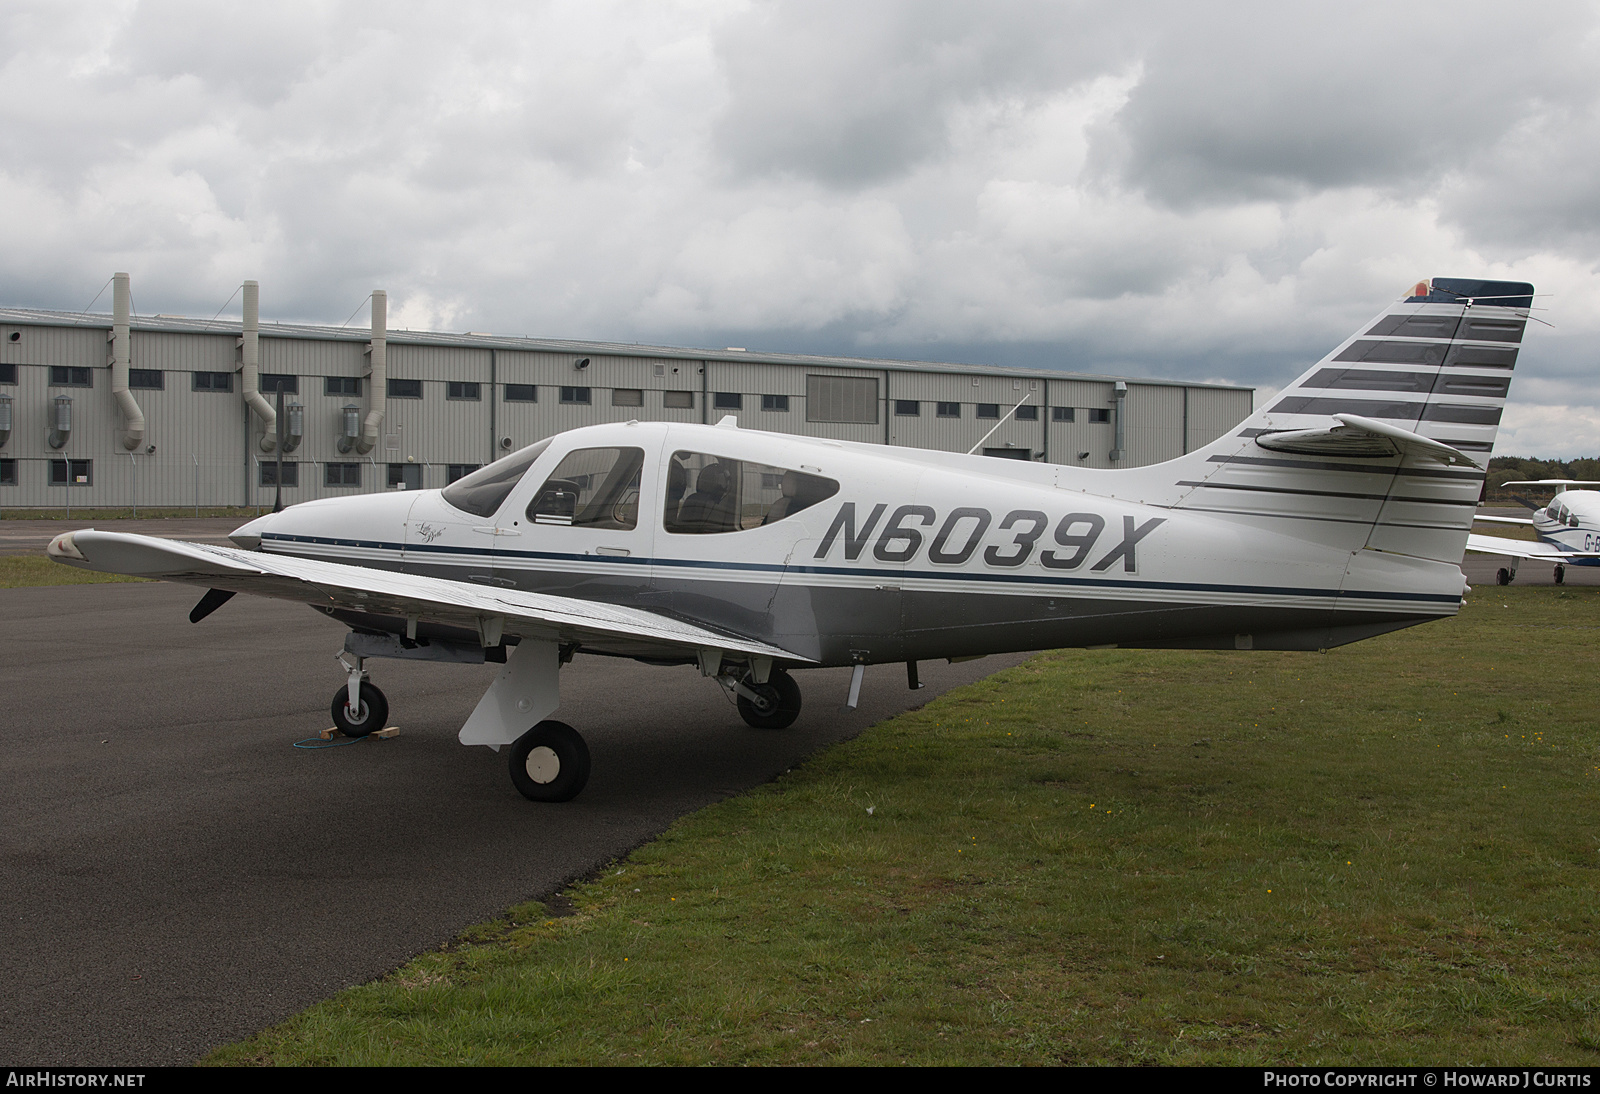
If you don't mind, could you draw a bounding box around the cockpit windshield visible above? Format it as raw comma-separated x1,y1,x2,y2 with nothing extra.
440,439,553,518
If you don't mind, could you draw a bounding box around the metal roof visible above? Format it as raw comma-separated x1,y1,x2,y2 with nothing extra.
0,304,1250,393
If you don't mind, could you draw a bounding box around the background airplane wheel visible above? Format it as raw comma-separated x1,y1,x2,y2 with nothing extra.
1497,568,1511,586
509,720,590,802
737,668,802,730
1555,565,1566,585
331,682,388,738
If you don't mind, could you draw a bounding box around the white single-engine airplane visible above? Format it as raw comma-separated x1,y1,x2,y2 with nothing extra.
49,276,1533,802
1468,480,1600,585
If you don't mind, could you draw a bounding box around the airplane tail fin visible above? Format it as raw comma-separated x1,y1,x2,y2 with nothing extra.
1159,277,1533,566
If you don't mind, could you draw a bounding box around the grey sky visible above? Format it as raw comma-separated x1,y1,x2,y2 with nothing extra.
2,0,1597,455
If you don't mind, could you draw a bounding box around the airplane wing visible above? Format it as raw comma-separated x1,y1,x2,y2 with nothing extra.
1465,533,1600,561
47,529,809,664
1255,413,1478,466
1472,515,1534,526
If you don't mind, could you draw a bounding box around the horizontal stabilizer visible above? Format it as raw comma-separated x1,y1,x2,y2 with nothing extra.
1500,480,1600,487
1255,413,1477,467
47,529,810,664
1465,534,1600,561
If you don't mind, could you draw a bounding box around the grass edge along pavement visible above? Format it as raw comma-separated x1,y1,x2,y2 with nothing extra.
0,555,146,588
204,585,1600,1066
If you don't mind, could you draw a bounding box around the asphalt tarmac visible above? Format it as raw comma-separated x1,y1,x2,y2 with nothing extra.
0,580,1026,1066
1,512,1583,1065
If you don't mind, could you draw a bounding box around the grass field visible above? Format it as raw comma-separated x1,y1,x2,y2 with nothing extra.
0,556,146,588
202,586,1600,1066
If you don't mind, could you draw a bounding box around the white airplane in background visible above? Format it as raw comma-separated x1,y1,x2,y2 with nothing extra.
1468,480,1600,584
49,276,1534,803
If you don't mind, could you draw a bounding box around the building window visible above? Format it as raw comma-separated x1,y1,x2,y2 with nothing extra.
713,392,742,410
936,401,960,418
806,375,878,424
51,366,92,387
612,388,643,407
447,381,481,400
259,462,299,487
1089,408,1111,423
325,376,361,396
1052,406,1074,422
326,462,361,487
1015,404,1039,421
447,464,480,483
976,403,1000,419
761,394,789,412
0,363,15,384
504,384,537,402
894,400,920,416
260,374,298,394
50,459,92,485
560,386,591,404
388,463,422,490
0,459,15,485
387,378,422,399
663,391,693,409
129,369,163,389
193,371,232,392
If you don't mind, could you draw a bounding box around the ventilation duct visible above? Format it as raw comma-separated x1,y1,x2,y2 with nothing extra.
338,404,361,453
355,289,386,455
1109,381,1127,462
240,280,278,453
0,392,11,447
48,394,72,449
283,401,304,452
110,272,146,451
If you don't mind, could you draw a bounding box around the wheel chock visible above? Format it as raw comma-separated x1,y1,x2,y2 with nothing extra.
317,725,400,740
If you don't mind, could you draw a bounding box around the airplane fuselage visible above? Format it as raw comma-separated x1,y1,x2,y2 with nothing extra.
234,420,1466,667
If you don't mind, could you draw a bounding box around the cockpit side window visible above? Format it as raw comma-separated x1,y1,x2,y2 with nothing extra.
528,447,644,530
664,450,839,534
441,438,552,518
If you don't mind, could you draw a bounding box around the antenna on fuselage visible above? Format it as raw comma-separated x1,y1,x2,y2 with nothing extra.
965,395,1033,456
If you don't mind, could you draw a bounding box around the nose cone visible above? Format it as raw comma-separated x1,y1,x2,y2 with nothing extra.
228,492,422,551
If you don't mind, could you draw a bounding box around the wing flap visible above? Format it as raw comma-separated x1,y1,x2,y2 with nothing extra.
49,529,810,663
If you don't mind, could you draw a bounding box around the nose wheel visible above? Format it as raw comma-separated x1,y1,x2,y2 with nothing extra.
331,681,389,738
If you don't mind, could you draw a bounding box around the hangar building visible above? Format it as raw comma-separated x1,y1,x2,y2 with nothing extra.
0,275,1253,510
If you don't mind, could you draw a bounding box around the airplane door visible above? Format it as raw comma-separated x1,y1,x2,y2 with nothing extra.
497,443,656,603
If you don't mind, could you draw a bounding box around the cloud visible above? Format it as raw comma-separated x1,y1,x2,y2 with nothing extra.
0,1,1597,456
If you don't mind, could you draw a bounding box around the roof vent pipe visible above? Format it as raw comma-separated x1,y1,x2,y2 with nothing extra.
355,289,386,455
240,280,277,453
110,272,145,451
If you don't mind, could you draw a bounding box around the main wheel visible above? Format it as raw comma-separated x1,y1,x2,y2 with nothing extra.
737,668,802,730
1556,564,1566,585
509,720,591,802
1497,567,1511,586
331,682,388,738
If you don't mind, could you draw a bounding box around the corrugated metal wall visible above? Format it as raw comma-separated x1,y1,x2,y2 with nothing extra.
0,317,1251,508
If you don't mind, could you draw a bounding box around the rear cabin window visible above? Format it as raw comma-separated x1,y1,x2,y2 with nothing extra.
527,447,644,530
664,450,839,534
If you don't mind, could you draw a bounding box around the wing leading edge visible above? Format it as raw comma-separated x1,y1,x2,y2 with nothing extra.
47,529,809,664
1465,533,1600,562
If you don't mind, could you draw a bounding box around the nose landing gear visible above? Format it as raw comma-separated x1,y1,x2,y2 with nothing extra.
332,651,389,737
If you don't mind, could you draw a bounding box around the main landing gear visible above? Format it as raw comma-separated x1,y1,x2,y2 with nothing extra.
1497,563,1519,586
733,667,803,730
508,720,591,802
1556,563,1566,585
